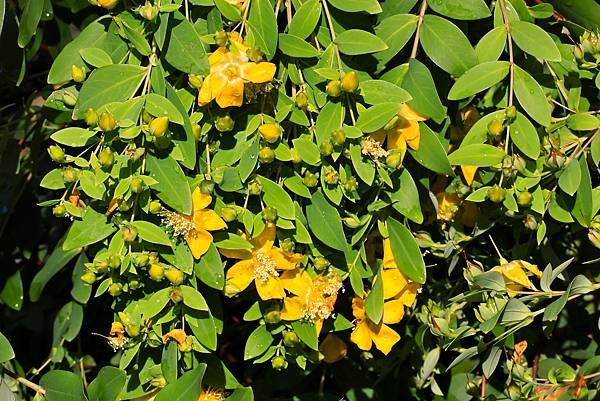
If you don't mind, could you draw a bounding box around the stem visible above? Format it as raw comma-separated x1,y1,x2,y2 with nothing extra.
499,0,514,155
3,368,46,395
410,0,427,59
320,0,343,72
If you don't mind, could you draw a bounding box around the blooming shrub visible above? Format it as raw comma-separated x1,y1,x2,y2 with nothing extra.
1,0,600,400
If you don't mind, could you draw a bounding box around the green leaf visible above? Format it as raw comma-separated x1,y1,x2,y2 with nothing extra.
162,341,178,384
359,80,412,105
350,143,375,185
448,61,510,100
51,128,98,148
166,83,197,169
226,388,254,401
573,155,593,227
17,0,43,47
291,320,318,350
292,136,321,166
409,124,454,175
195,243,224,290
122,20,151,56
131,221,173,247
145,93,184,124
163,13,209,74
260,176,295,220
63,208,116,251
79,171,105,200
88,367,127,401
0,331,14,363
213,0,241,21
79,48,113,68
427,0,491,20
374,14,418,69
510,20,561,61
511,112,540,159
288,0,321,39
475,26,507,63
356,102,401,133
420,15,477,76
387,217,426,284
146,154,192,214
40,371,86,401
327,0,381,14
244,324,274,360
514,66,551,126
566,113,600,131
74,64,147,119
365,269,384,324
336,29,388,55
1,271,23,311
543,282,572,323
180,285,209,311
558,160,581,196
315,101,344,144
390,170,423,224
306,190,347,251
213,232,253,249
448,144,506,166
246,0,278,60
279,34,319,58
154,364,206,401
401,59,446,120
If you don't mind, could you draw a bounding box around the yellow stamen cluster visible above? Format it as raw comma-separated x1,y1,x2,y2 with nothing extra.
253,250,279,283
303,274,343,323
199,387,226,401
160,209,196,237
361,137,388,159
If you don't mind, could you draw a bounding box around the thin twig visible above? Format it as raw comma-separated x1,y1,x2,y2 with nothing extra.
320,0,343,72
410,0,428,59
3,368,46,395
499,0,514,156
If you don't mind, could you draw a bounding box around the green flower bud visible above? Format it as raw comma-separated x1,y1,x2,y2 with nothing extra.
149,263,165,281
487,118,504,140
320,140,333,157
165,268,184,286
81,271,97,285
386,151,403,170
262,206,278,222
246,47,264,62
62,167,79,183
149,116,169,138
98,148,114,169
98,111,117,132
290,148,302,164
192,123,202,141
150,376,167,388
487,185,506,203
341,71,359,93
200,179,215,195
303,172,318,188
383,115,399,131
313,256,330,271
283,331,300,347
326,80,342,97
94,260,109,273
271,355,288,370
295,92,309,109
188,74,203,89
130,177,146,194
133,253,150,267
215,114,234,132
118,198,132,212
71,65,86,82
280,238,295,253
344,176,358,192
220,207,238,222
264,306,281,324
258,147,275,164
330,129,346,146
324,169,339,185
139,1,158,20
53,204,67,217
516,191,532,208
573,45,584,60
342,215,362,228
149,200,162,214
62,90,78,107
108,254,121,270
505,105,517,121
121,225,138,243
214,31,228,47
48,145,66,163
108,282,123,297
84,108,98,126
248,179,263,195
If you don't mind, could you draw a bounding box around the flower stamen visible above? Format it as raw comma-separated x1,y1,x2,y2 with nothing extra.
253,250,279,283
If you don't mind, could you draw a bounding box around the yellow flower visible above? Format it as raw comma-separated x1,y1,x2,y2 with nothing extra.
370,104,427,153
492,259,542,296
160,188,227,259
435,191,479,227
381,239,421,308
199,387,226,401
460,165,478,185
222,223,303,300
349,296,401,355
319,333,347,363
198,42,276,108
280,270,342,333
162,329,187,345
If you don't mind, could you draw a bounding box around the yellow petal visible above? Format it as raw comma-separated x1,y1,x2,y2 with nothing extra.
240,62,276,83
461,165,478,185
518,260,542,277
350,320,372,351
208,47,228,68
219,248,253,260
399,103,427,121
198,73,227,106
280,269,312,298
495,261,535,289
192,187,212,212
255,275,285,300
195,209,227,232
280,296,305,320
370,130,387,144
369,321,400,355
383,298,405,324
394,283,420,306
382,268,408,300
225,259,255,297
269,248,302,270
215,78,244,108
382,239,396,269
320,334,347,364
399,119,420,150
387,129,407,150
162,329,186,345
186,229,213,259
351,296,366,320
251,223,276,251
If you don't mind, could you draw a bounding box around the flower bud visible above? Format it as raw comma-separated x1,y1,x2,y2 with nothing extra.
108,254,121,270
271,356,288,370
246,47,264,62
99,111,117,132
98,148,114,169
121,225,138,243
487,118,504,140
314,257,330,271
516,191,532,208
94,260,109,273
108,283,123,297
295,92,308,109
573,45,584,60
80,271,97,285
214,31,228,47
330,129,345,146
215,114,234,132
71,65,86,82
142,110,153,124
588,229,600,249
344,177,358,192
200,179,215,194
133,253,150,267
139,1,158,20
283,331,300,347
264,305,281,324
84,108,98,126
281,238,295,253
151,376,167,388
258,147,275,164
165,268,184,286
62,90,78,107
149,200,162,214
188,74,203,89
262,206,278,223
192,123,202,141
487,185,506,203
343,215,362,228
149,263,165,281
248,179,263,195
523,214,537,231
341,71,359,93
118,199,132,212
290,148,302,164
326,80,342,97
170,287,183,303
505,106,517,121
130,177,146,193
386,151,403,170
62,167,79,183
48,145,66,163
513,155,526,173
53,204,67,217
220,207,238,222
303,172,318,187
149,116,169,138
259,123,282,143
98,0,118,8
324,169,339,185
319,140,333,157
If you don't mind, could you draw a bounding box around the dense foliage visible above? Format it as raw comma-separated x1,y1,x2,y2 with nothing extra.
1,0,600,400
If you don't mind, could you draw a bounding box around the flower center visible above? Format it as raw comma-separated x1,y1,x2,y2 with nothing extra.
253,250,279,283
223,63,241,80
160,209,196,237
361,137,388,159
200,388,226,401
303,274,343,322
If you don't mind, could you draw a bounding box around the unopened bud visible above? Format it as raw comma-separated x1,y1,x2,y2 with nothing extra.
314,256,330,271
149,263,165,281
262,206,278,222
516,191,532,208
165,268,184,286
48,145,66,163
81,271,97,285
487,118,504,140
303,172,318,187
71,65,86,82
324,169,339,185
283,331,300,347
188,74,203,89
280,238,295,253
248,179,262,195
139,1,158,20
246,47,263,62
271,355,288,370
130,177,146,193
98,148,114,169
121,225,138,243
220,207,238,222
192,123,202,141
149,200,162,214
326,80,342,97
53,204,67,217
98,0,118,9
200,179,215,194
295,92,308,109
214,31,228,47
62,167,79,183
487,185,506,203
215,115,234,132
149,116,169,138
258,147,275,163
259,123,282,143
330,129,345,146
320,140,333,156
99,111,117,132
341,71,359,93
108,283,123,296
84,108,98,126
